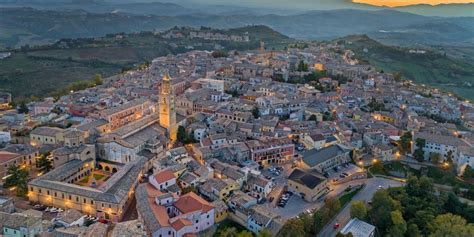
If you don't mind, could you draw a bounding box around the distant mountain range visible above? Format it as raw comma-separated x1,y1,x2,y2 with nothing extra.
1,7,472,49
1,0,473,17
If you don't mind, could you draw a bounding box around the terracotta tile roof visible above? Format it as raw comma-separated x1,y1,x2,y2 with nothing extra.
154,169,176,184
171,218,192,231
183,233,197,237
0,151,20,163
174,192,214,214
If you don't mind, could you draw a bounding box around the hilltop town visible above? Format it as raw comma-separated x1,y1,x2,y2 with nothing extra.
0,39,473,237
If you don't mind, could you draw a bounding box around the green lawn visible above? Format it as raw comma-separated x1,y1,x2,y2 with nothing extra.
93,173,105,180
79,176,89,183
339,186,364,206
213,219,247,237
368,163,388,176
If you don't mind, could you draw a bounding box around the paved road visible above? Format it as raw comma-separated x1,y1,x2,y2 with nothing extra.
318,178,405,237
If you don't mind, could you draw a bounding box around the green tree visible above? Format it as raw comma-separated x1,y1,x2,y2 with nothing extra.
429,213,474,237
236,230,252,237
217,227,238,237
277,218,305,237
444,192,466,217
93,74,103,85
299,213,314,235
430,152,441,164
308,114,318,122
406,223,422,237
18,101,29,114
446,150,454,164
252,107,260,119
393,72,403,82
297,60,309,72
400,131,412,154
389,210,407,237
325,198,341,217
368,190,401,235
312,211,324,234
212,50,229,58
350,200,367,220
3,165,29,197
463,165,474,179
336,233,354,237
414,138,426,162
37,154,53,173
177,125,187,143
257,229,272,237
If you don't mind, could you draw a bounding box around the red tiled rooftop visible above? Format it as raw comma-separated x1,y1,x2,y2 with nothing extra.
171,218,192,231
0,151,20,163
174,192,214,214
154,169,176,184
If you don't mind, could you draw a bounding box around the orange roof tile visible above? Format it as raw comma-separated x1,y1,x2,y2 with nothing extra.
171,218,192,231
154,169,176,184
0,151,20,163
183,233,197,237
174,192,214,214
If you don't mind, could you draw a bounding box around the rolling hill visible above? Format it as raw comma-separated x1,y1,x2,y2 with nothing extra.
338,35,474,100
1,7,473,49
0,25,291,99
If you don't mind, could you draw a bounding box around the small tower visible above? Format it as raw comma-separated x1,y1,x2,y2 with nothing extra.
158,71,177,143
143,75,152,89
260,41,265,53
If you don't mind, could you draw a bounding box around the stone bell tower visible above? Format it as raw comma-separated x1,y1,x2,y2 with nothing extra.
158,71,177,142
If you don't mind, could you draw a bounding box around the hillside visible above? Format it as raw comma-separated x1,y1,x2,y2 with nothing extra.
338,35,474,100
1,7,473,49
0,25,291,99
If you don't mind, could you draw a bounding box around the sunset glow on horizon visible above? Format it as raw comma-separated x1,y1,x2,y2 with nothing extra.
352,0,473,7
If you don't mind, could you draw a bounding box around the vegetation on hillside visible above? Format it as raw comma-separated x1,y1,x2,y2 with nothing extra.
337,35,474,100
0,25,291,100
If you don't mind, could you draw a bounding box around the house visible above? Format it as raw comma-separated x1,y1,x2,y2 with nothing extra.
30,126,65,146
212,200,228,223
303,133,326,150
245,137,295,166
135,184,215,237
247,205,283,235
0,211,43,237
287,168,328,202
54,209,86,228
300,144,351,173
413,132,468,162
149,169,179,193
246,174,273,199
199,178,239,201
0,145,39,184
371,144,397,162
340,218,375,237
179,171,200,188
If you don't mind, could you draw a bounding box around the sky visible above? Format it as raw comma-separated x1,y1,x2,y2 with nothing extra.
172,0,473,9
352,0,474,7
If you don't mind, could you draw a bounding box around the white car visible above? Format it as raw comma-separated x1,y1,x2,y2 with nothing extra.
377,185,383,190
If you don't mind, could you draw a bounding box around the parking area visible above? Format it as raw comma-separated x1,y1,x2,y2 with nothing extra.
274,194,323,219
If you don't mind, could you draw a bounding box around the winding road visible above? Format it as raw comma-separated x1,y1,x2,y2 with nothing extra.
318,177,405,237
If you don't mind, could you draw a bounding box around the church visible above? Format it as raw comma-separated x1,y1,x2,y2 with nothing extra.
96,72,182,167
28,72,184,222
